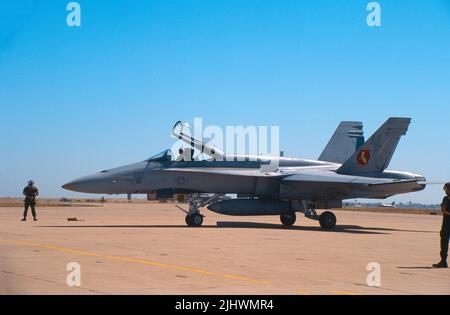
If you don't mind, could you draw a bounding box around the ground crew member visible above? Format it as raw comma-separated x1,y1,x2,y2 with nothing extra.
433,182,450,268
22,180,39,222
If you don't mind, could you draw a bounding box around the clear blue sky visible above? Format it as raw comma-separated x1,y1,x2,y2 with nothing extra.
0,0,449,203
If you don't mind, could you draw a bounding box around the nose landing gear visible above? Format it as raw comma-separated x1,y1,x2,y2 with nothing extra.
175,193,224,227
185,213,204,227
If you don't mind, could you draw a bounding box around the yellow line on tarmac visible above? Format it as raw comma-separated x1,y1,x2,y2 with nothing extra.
295,290,312,295
0,239,270,285
333,290,362,295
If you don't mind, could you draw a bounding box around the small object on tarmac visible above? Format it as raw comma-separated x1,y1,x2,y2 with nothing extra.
67,217,79,221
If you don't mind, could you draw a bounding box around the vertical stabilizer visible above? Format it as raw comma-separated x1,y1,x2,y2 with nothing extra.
318,121,364,164
337,118,411,175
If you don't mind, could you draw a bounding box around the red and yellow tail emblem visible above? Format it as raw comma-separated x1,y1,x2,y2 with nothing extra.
356,149,371,166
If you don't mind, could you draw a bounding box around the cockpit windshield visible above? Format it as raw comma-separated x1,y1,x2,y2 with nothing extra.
147,149,173,162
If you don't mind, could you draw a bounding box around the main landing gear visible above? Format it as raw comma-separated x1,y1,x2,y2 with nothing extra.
318,211,337,230
280,212,296,226
280,209,336,229
299,203,337,230
308,209,337,230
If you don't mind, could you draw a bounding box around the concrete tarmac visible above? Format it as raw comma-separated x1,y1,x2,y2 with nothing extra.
0,203,448,295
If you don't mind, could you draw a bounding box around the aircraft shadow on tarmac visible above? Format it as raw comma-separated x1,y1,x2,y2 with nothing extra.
38,221,437,235
397,266,435,270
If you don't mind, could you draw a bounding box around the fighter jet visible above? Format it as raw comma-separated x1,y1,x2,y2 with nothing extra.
62,117,425,229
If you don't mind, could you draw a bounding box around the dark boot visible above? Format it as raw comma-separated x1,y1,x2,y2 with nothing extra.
33,217,38,221
21,217,26,221
432,260,448,268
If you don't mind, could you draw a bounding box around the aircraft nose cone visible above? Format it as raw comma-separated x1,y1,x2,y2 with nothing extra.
61,174,106,193
62,181,76,191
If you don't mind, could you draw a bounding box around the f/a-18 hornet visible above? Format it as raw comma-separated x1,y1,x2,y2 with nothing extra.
63,117,425,229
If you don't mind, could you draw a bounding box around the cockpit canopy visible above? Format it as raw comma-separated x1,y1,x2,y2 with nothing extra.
147,149,173,162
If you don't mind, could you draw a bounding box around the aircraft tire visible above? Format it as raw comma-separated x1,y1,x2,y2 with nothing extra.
185,214,203,227
185,215,192,226
280,213,296,226
319,211,336,230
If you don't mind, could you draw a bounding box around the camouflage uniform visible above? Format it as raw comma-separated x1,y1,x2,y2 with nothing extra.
440,196,450,261
23,185,39,220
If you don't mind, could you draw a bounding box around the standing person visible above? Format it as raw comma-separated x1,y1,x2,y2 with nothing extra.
22,180,39,222
433,182,450,268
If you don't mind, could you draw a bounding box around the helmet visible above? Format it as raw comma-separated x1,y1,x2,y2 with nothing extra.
28,180,34,186
445,182,450,190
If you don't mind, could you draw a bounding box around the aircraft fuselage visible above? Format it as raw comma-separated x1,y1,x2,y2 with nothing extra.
62,156,425,202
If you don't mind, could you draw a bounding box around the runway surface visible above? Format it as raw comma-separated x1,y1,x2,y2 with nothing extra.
0,203,448,295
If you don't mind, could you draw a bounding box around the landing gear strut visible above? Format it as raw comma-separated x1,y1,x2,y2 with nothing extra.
176,193,223,227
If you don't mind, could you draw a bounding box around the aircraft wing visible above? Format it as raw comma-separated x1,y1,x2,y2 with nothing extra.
162,168,416,185
158,167,284,196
